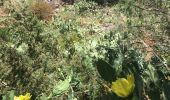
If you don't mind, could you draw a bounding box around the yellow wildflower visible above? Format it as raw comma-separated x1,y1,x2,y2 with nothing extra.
111,74,135,98
14,93,31,100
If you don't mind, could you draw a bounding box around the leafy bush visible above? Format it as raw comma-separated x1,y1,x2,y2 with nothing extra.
94,0,170,99
96,41,170,99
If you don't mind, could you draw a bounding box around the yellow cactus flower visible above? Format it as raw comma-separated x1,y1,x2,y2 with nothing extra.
111,74,135,98
14,93,31,100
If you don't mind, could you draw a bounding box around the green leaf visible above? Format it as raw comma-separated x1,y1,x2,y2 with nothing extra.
164,81,170,100
96,59,115,82
147,63,158,84
52,76,72,96
113,54,123,75
2,90,15,100
39,93,49,100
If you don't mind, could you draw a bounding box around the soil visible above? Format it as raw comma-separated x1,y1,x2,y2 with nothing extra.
0,7,7,17
0,6,7,28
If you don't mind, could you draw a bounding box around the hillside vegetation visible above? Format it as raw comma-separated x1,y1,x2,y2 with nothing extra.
0,0,170,100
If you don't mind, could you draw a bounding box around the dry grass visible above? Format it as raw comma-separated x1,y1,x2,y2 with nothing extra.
29,1,54,20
